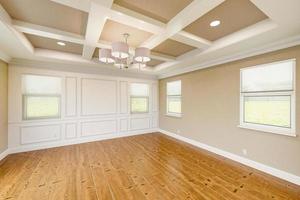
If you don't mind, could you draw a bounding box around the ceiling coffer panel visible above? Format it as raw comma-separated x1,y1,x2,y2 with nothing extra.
184,0,268,41
0,0,88,35
26,34,83,55
100,19,153,47
114,0,193,23
152,39,196,57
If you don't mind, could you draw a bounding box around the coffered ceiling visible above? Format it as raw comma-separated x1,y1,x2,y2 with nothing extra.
152,39,196,57
184,0,268,41
0,0,299,77
99,19,153,47
114,0,193,23
26,34,83,55
0,0,88,35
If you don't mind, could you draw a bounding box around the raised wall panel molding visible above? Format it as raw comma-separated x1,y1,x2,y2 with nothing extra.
152,116,158,128
119,81,128,114
65,77,77,117
81,78,117,116
65,123,77,139
81,120,117,137
130,117,151,131
120,119,128,132
21,124,61,144
152,83,158,112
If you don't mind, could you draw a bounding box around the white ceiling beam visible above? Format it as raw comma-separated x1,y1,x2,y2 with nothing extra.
13,20,174,62
202,19,277,54
155,19,277,71
82,0,113,59
50,0,212,51
13,20,85,44
250,0,300,27
110,4,165,34
50,0,90,12
172,31,212,49
0,5,34,54
141,0,225,49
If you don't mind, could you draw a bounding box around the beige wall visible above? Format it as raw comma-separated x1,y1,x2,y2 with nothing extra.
0,60,8,154
159,45,300,176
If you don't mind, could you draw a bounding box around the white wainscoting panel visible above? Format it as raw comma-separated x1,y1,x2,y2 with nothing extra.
65,123,77,139
152,116,158,128
120,119,128,132
120,81,128,114
81,120,117,137
130,117,151,131
152,83,158,112
65,77,77,117
81,78,117,116
21,124,61,144
8,65,158,153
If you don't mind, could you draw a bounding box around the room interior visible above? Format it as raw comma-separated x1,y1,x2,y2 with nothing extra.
0,0,300,199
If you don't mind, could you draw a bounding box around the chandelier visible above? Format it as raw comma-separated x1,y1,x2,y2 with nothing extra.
99,33,151,69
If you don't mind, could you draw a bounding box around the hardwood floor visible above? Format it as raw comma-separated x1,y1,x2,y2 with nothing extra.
0,133,299,200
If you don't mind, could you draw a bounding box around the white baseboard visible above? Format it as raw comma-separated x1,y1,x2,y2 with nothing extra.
0,148,10,162
159,129,300,186
9,129,158,154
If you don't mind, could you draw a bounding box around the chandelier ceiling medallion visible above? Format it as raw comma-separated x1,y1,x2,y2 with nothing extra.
99,33,151,69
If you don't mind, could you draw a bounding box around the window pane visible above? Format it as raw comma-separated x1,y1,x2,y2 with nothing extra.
167,80,181,95
131,97,148,113
22,75,61,94
168,96,181,114
244,96,291,127
131,83,149,96
25,96,60,119
241,60,294,92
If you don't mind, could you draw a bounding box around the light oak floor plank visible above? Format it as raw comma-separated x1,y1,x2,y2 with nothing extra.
0,133,299,200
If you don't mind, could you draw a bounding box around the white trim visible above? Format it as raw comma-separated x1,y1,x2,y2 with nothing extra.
165,113,182,118
9,129,158,154
0,49,11,63
159,129,300,186
0,148,10,162
158,34,300,79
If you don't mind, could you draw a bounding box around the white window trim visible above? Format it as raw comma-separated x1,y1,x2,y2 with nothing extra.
23,94,61,120
239,59,296,137
166,80,182,118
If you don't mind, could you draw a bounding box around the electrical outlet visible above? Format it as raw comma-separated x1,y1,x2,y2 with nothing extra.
242,149,248,156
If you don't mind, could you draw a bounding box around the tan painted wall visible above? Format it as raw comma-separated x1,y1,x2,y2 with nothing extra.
0,60,8,154
159,45,300,176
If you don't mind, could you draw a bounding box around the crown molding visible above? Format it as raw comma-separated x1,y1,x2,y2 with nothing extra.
9,58,158,80
0,49,11,63
158,34,300,79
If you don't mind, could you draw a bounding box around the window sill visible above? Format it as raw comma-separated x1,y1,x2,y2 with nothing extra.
166,113,182,118
238,124,296,137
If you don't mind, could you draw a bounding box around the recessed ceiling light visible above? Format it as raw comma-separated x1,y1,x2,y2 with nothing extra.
210,20,220,27
57,41,66,46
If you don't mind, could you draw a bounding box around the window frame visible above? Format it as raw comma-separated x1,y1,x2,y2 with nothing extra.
130,83,149,114
166,80,182,118
22,74,62,121
239,59,296,137
23,94,62,120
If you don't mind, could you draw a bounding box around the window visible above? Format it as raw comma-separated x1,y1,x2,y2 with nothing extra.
240,59,296,136
22,74,61,120
167,80,181,117
130,83,149,113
